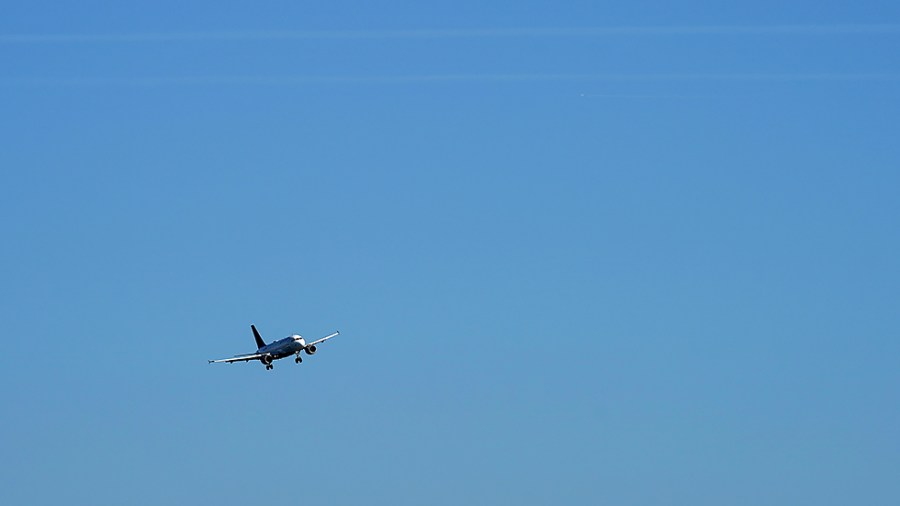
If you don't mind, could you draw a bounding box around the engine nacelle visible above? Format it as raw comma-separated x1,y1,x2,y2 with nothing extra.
261,355,273,365
304,345,317,355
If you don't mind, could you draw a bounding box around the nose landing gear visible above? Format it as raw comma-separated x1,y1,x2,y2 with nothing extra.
295,353,303,364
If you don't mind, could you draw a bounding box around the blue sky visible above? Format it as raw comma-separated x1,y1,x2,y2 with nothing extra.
1,2,899,505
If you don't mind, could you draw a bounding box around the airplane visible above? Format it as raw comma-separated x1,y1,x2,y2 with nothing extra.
208,325,340,370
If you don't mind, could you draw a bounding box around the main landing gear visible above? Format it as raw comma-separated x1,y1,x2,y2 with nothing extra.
265,364,273,370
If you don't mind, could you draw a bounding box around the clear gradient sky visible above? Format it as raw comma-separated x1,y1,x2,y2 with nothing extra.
1,1,899,505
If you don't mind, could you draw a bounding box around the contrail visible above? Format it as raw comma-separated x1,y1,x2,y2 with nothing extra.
2,24,900,43
2,73,898,86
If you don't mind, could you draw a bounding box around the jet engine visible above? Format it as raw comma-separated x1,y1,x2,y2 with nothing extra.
304,345,317,355
261,355,273,365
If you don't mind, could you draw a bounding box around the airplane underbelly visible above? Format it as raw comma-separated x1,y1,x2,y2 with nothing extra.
273,344,301,359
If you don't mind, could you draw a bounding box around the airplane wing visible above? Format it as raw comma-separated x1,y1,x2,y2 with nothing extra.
308,331,340,347
208,353,264,364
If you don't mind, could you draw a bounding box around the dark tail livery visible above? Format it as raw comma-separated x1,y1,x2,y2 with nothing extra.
251,325,266,349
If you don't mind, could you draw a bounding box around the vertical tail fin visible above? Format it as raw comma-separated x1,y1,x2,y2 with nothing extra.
251,325,266,349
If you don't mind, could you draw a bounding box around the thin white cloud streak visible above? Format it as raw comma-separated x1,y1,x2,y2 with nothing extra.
2,24,900,43
2,73,899,87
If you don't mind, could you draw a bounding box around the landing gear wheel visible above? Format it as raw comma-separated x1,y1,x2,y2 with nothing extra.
295,357,302,364
266,364,273,370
